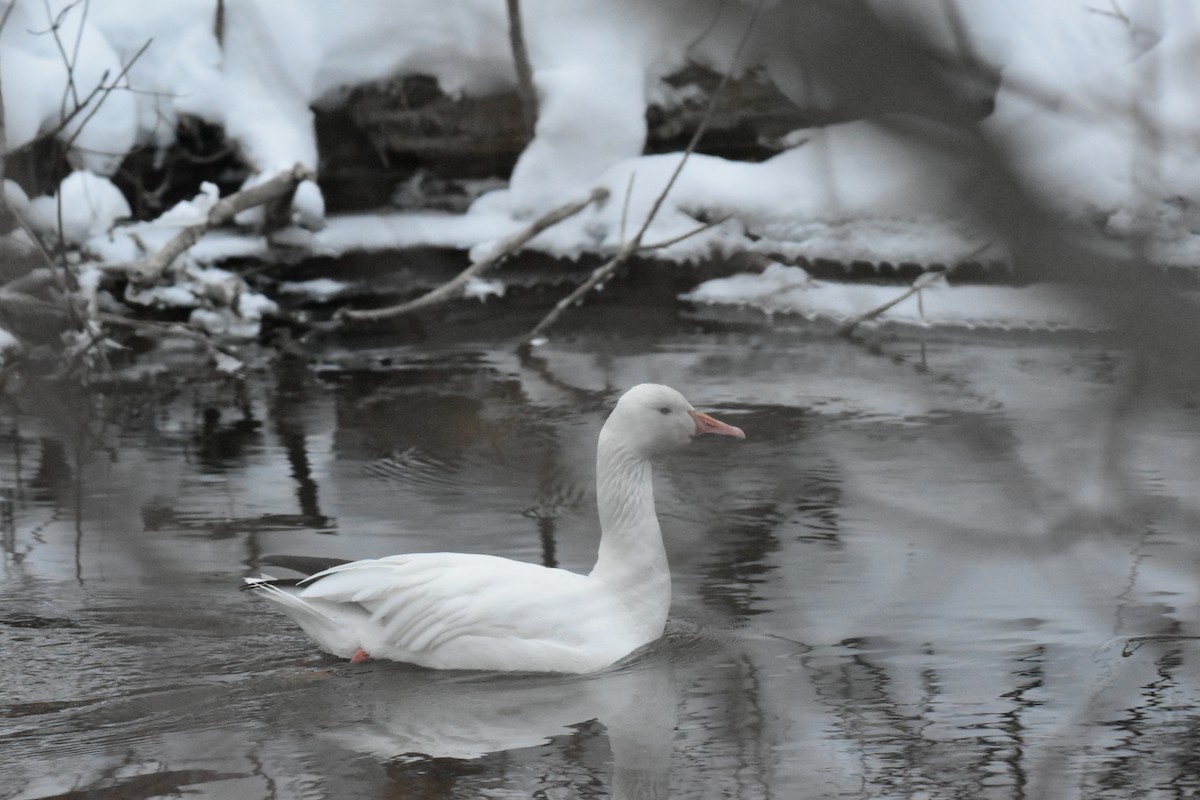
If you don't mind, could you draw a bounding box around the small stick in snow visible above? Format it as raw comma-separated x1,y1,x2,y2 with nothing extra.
839,268,947,335
336,187,609,323
130,163,314,284
637,214,732,252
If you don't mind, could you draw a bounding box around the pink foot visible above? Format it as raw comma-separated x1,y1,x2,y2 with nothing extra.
350,647,370,664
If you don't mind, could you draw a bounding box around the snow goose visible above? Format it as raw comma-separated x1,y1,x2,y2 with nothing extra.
245,383,745,673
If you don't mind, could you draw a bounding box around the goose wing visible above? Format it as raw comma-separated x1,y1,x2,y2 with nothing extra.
299,553,608,657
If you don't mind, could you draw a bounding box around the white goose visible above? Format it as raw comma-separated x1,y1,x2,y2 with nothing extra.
245,383,745,673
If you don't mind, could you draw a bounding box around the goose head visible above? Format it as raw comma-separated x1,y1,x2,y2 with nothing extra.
605,383,745,457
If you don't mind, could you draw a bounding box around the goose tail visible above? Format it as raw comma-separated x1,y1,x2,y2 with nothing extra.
244,574,368,660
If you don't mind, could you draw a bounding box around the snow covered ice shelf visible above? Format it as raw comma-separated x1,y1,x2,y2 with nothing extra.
683,263,1200,333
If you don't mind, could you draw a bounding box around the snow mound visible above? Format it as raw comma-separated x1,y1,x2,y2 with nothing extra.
26,171,131,246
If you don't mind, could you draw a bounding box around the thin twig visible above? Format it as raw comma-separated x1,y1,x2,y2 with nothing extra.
618,171,635,246
43,0,86,112
624,1,763,252
10,71,106,155
62,38,153,153
524,253,619,343
524,1,764,344
336,186,609,323
637,214,731,252
836,238,992,335
839,269,947,335
8,37,153,161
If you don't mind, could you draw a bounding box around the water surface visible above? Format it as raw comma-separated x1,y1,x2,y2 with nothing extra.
3,304,1199,799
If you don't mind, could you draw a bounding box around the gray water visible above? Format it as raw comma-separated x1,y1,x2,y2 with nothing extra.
3,305,1200,799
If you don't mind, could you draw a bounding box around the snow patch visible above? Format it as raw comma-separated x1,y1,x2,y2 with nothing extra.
0,327,21,362
292,180,326,230
464,277,506,302
278,278,350,302
156,182,221,227
189,296,277,340
125,262,279,339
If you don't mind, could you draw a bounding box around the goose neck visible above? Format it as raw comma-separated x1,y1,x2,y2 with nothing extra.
591,429,667,580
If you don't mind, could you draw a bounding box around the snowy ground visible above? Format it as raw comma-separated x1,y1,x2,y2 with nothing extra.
4,0,1200,336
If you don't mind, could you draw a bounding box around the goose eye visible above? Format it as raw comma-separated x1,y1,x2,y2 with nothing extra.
658,406,672,415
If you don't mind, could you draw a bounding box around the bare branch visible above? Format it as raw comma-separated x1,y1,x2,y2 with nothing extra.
524,1,765,344
336,186,609,323
524,252,619,344
505,0,538,136
624,2,763,253
130,163,315,284
519,212,732,343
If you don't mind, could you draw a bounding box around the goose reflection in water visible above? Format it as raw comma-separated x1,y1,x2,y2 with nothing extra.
302,649,677,799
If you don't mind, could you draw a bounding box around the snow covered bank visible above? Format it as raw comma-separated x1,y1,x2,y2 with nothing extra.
4,0,1200,339
7,1,1200,235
